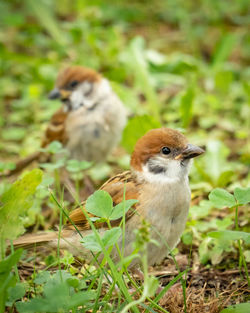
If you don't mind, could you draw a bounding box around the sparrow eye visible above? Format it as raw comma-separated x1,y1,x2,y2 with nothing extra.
161,146,171,155
69,80,78,88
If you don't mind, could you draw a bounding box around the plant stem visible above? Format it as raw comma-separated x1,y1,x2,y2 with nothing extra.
150,224,188,312
79,205,140,313
10,241,20,283
57,208,63,281
235,204,250,286
121,247,148,313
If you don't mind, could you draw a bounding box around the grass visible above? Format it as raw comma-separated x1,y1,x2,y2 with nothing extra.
0,0,249,312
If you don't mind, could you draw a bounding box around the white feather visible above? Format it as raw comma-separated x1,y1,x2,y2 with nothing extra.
140,157,192,184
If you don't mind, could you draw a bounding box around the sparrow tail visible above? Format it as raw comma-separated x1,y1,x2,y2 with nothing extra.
13,231,59,249
12,230,79,250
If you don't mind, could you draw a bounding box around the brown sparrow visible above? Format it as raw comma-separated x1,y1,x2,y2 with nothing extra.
14,128,204,268
2,66,127,176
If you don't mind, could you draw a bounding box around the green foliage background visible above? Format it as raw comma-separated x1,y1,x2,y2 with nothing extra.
0,1,249,312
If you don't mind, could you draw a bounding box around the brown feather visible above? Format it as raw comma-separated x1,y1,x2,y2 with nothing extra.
12,230,74,249
130,128,188,171
41,108,68,147
56,66,101,89
66,171,141,230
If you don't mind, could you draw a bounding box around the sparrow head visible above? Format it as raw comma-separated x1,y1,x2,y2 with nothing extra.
48,66,102,111
131,128,204,182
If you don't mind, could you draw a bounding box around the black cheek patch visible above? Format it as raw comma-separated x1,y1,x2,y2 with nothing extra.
148,163,166,174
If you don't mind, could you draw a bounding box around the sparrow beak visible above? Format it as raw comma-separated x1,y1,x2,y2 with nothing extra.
48,88,61,100
175,144,205,160
48,88,71,102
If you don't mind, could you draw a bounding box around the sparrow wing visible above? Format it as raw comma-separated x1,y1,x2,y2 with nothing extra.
66,171,140,230
41,108,68,147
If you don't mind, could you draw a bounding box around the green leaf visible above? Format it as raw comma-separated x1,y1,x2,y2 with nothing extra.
60,251,74,267
147,276,159,297
40,159,65,171
81,227,122,252
189,200,213,219
66,159,92,173
208,231,250,244
40,141,65,154
195,140,231,187
215,217,234,230
212,34,237,68
25,0,66,45
210,244,224,265
215,70,233,93
110,199,138,220
16,270,95,312
182,231,193,245
220,303,250,313
0,250,23,312
121,115,161,153
121,36,160,118
111,82,141,114
208,188,236,208
217,170,234,187
66,277,80,289
34,271,51,285
0,162,16,173
81,233,103,252
0,250,23,274
244,250,250,263
198,238,211,265
234,187,250,205
0,169,43,254
1,127,27,141
102,227,122,248
179,86,194,128
89,164,111,181
7,283,26,304
117,254,140,268
85,190,113,219
16,284,95,313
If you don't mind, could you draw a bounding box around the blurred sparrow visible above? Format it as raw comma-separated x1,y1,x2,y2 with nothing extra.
14,128,204,268
2,66,127,176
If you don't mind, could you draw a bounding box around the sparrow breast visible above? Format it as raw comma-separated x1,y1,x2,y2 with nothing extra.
116,172,191,268
64,79,127,162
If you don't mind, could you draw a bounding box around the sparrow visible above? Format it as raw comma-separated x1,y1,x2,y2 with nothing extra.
2,66,127,176
13,128,204,268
